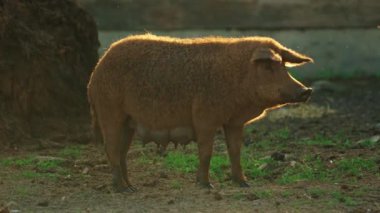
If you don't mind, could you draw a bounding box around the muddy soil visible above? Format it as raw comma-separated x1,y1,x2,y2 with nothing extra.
0,79,379,213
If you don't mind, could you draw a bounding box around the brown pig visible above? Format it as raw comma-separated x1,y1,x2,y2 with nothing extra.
87,34,313,192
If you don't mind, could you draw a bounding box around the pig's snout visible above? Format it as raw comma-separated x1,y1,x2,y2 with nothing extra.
297,88,312,102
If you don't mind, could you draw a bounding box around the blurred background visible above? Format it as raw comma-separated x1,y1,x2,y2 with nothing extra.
81,0,380,78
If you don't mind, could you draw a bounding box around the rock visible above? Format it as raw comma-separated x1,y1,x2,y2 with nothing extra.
94,184,107,191
258,163,268,170
284,154,297,161
82,167,90,174
368,135,380,143
290,161,297,167
354,135,380,148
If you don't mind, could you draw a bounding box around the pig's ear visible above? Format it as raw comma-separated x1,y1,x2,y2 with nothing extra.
281,48,314,67
251,48,282,63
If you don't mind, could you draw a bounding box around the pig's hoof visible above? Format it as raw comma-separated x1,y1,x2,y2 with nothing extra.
114,185,137,193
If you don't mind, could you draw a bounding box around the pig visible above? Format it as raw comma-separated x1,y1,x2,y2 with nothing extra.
87,34,313,192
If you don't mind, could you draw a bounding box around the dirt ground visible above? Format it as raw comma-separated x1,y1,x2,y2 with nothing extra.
0,78,379,213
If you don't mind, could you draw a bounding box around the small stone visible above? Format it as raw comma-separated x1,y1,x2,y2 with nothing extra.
290,161,297,167
258,163,268,170
369,135,380,143
37,200,49,207
94,184,107,191
82,167,89,174
354,135,380,148
284,154,297,161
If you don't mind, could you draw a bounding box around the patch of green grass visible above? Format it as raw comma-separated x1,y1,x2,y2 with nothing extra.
250,140,273,150
1,156,69,179
330,191,358,207
351,186,371,197
59,145,83,159
276,154,377,185
210,155,229,181
20,170,58,179
243,156,274,180
333,157,377,177
0,156,36,167
164,151,198,173
277,156,329,184
164,151,231,181
35,159,69,176
271,128,290,140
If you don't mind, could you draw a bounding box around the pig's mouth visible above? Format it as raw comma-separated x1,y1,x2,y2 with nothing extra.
294,88,312,103
283,88,312,103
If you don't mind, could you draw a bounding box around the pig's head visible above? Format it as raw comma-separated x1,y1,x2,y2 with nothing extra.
248,44,313,106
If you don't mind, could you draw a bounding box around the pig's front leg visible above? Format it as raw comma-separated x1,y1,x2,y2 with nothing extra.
223,124,249,187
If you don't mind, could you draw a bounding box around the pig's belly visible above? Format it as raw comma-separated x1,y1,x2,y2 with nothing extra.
136,124,195,145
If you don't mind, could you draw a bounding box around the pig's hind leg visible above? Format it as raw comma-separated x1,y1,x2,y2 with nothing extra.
120,122,136,192
98,108,136,192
